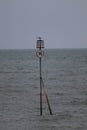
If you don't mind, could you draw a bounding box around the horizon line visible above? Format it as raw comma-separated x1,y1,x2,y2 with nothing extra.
0,47,87,50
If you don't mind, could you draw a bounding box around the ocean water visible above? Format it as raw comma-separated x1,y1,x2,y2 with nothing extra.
0,49,87,130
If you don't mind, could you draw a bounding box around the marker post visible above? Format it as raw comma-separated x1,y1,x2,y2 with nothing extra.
36,37,52,115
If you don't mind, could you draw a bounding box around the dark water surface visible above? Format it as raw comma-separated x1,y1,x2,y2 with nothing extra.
0,49,87,130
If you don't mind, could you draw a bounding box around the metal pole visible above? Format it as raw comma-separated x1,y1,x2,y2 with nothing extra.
39,57,42,115
41,78,52,115
36,37,52,115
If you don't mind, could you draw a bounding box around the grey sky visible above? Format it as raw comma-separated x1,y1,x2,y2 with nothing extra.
0,0,87,49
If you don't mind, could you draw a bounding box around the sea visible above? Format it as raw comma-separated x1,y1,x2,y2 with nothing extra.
0,49,87,130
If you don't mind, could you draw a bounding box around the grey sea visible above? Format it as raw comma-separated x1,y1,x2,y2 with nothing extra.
0,49,87,130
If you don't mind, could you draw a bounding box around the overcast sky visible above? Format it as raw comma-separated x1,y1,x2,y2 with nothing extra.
0,0,87,49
